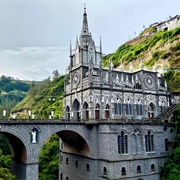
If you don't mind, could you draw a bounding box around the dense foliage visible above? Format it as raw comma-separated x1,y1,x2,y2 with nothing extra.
39,134,59,180
160,106,180,180
103,27,180,68
0,75,32,118
0,134,15,180
11,75,65,119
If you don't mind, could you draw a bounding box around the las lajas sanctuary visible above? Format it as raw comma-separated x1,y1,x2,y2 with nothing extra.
61,6,178,180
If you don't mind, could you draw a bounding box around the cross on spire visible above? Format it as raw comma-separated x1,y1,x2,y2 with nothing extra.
82,3,89,34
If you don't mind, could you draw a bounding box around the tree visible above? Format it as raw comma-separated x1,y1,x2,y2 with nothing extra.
52,70,60,79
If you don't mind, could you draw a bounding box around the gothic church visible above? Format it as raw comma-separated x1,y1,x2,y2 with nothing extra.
60,7,175,180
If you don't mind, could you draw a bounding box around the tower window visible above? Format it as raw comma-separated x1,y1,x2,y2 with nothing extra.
165,138,169,151
137,165,141,173
118,131,128,154
60,173,63,180
86,163,90,171
103,167,107,175
75,160,78,167
66,158,69,164
151,164,155,172
121,167,126,176
145,131,154,152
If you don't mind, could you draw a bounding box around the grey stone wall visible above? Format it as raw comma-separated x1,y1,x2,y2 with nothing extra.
59,123,175,180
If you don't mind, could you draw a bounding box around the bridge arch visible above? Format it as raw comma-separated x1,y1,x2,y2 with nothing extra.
36,126,91,161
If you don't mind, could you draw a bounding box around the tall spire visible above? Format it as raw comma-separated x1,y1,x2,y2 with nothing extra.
82,4,89,34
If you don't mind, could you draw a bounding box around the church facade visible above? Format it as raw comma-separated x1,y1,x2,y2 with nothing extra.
64,7,169,122
60,7,175,180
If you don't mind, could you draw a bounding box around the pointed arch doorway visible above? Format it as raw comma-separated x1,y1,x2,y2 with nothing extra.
105,104,110,119
82,102,89,120
95,104,100,120
148,103,155,118
72,99,80,120
65,106,70,120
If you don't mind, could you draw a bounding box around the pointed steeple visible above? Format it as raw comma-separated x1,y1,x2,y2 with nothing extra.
82,4,89,34
153,61,157,71
109,59,114,70
120,61,124,71
129,62,133,72
139,59,143,70
100,36,102,53
76,35,79,48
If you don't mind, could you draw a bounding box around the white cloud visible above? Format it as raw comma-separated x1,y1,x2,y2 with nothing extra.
0,46,69,81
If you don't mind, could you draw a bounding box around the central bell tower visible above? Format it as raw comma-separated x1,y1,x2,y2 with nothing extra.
64,5,102,120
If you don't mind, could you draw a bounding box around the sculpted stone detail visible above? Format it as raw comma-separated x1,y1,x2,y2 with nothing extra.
144,74,155,89
30,126,40,144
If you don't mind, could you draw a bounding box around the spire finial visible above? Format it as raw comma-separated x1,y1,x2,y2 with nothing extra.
82,4,89,34
84,3,86,14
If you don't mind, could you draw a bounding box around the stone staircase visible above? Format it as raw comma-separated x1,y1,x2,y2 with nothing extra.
157,104,179,121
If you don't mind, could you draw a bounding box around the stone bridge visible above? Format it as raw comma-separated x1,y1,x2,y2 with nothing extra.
0,119,99,180
0,118,176,180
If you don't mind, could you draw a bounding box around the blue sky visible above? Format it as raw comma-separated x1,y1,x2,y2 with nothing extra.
0,0,179,80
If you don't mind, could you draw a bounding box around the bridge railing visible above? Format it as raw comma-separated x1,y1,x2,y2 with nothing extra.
0,117,166,125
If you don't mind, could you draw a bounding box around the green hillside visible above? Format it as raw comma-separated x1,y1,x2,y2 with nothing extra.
0,75,33,118
11,75,64,119
103,26,180,92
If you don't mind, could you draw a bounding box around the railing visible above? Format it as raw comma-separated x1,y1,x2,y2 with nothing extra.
0,117,168,125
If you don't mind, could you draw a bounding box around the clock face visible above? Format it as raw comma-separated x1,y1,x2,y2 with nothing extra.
73,72,80,86
144,74,155,89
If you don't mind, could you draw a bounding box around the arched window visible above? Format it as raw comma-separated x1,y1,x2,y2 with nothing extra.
132,132,143,154
125,98,133,115
105,104,110,119
148,103,155,118
121,167,126,176
114,97,122,115
95,104,100,120
145,131,154,152
60,155,63,163
60,173,63,180
103,167,107,175
75,160,78,167
118,131,128,154
137,165,141,173
72,99,80,120
165,138,169,151
82,102,89,120
136,99,143,116
66,158,69,164
66,177,69,180
159,100,166,112
65,106,70,120
86,163,90,171
151,164,155,171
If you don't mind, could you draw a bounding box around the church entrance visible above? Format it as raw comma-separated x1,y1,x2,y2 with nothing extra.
148,103,155,118
95,104,100,120
72,99,80,120
82,102,89,120
105,104,110,119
